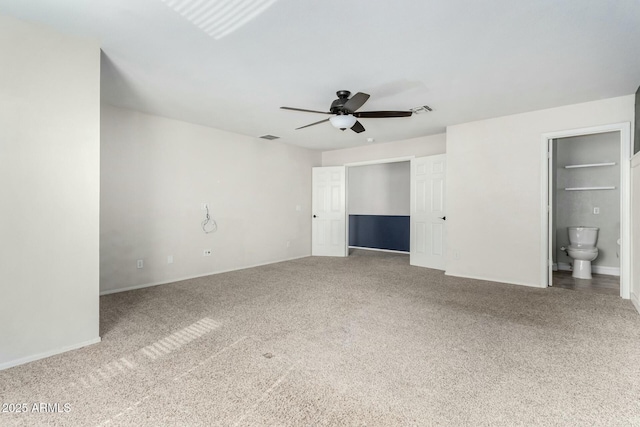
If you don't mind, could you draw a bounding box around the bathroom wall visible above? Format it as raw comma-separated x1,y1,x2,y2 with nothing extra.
555,132,621,273
348,162,410,251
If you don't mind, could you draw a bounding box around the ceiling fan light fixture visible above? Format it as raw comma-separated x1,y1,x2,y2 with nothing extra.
330,114,357,129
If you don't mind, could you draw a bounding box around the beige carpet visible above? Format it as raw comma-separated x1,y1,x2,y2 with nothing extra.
2,250,639,426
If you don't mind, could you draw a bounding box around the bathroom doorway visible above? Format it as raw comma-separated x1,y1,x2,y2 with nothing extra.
542,123,631,298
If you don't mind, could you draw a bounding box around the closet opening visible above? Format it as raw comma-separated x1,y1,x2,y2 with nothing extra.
346,159,411,256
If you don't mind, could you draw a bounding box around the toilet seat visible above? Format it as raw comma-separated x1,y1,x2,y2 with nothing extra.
567,245,598,255
567,245,598,261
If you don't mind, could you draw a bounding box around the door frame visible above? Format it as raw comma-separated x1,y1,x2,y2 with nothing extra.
540,122,631,298
343,156,415,256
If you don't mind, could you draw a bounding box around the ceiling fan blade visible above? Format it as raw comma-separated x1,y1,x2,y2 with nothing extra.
295,118,330,130
281,106,331,114
353,111,413,118
343,92,370,113
350,121,365,133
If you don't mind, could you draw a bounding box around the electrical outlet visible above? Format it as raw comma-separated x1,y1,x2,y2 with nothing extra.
203,249,212,256
167,255,173,264
593,207,600,215
453,251,460,260
137,259,144,269
286,240,291,248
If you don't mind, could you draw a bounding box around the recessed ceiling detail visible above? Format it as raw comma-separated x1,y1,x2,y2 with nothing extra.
159,0,278,39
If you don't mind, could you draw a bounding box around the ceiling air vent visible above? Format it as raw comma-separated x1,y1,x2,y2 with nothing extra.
410,105,433,114
259,134,280,140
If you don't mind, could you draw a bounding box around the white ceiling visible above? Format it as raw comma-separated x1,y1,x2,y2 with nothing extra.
2,0,640,150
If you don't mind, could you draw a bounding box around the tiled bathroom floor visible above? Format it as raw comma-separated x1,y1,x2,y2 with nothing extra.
552,270,620,296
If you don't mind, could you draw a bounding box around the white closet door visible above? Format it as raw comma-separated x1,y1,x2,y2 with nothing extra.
312,166,347,257
410,155,446,270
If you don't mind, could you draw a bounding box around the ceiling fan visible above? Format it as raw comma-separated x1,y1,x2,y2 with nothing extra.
281,90,412,133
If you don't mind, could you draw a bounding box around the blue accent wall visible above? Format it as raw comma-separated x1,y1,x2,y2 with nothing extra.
349,215,410,252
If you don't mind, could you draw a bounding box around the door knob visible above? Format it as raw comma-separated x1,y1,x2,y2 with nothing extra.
439,216,446,221
313,215,317,218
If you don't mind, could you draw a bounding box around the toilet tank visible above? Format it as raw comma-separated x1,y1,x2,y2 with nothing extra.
568,226,599,246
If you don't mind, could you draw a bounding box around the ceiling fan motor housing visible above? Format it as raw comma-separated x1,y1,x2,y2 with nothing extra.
330,91,351,114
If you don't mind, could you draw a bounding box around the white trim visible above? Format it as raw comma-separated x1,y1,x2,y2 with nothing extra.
631,292,640,315
0,337,101,371
592,266,621,276
556,262,620,277
541,122,631,299
348,246,409,254
100,255,309,296
631,152,639,314
344,156,414,167
444,271,545,288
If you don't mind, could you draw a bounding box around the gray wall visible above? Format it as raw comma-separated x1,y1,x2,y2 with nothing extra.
555,132,620,269
348,162,410,215
0,15,100,368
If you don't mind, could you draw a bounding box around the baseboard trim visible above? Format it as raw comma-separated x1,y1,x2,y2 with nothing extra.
556,262,620,276
348,246,409,254
0,337,101,371
631,292,640,315
444,271,545,288
100,255,310,296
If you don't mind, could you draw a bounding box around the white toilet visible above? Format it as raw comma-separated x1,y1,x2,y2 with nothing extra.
566,226,599,279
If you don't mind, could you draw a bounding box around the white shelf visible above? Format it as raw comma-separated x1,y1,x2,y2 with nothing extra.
564,186,616,191
564,162,616,169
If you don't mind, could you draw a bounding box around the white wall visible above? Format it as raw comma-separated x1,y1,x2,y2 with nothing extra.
555,132,620,270
322,133,446,166
0,16,100,369
348,162,410,216
631,153,640,313
446,95,634,287
100,105,321,294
